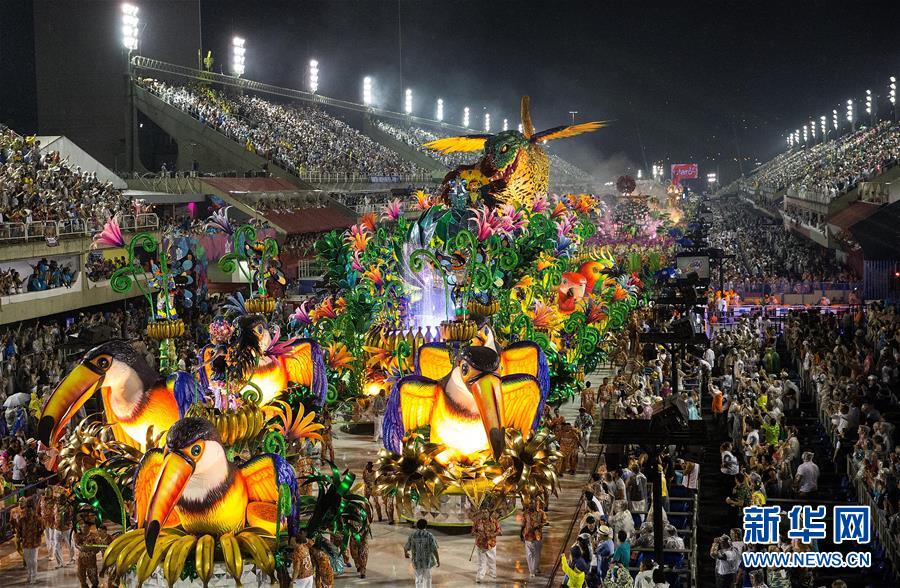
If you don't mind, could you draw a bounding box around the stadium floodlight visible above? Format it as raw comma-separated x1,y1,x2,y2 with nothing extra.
517,123,523,133
865,89,872,115
890,76,896,105
794,129,800,144
802,125,808,143
404,88,413,115
787,134,793,148
436,98,444,121
484,112,491,132
707,172,717,184
231,37,245,77
502,118,508,131
308,60,319,93
832,109,838,130
463,106,470,128
121,4,139,52
846,99,854,124
362,76,373,106
637,169,643,180
820,115,826,138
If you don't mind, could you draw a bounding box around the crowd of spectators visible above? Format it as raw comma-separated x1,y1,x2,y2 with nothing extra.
283,232,324,258
745,121,900,204
1,259,77,296
138,79,426,178
254,194,327,214
709,200,858,296
789,304,900,552
83,256,127,282
0,126,131,227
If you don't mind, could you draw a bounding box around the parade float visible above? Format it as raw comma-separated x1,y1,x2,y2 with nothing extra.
38,96,679,582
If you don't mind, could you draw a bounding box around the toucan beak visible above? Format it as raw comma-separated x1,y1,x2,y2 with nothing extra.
38,363,103,446
469,372,505,459
144,451,194,557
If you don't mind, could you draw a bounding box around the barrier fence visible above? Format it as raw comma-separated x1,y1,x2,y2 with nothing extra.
0,213,159,244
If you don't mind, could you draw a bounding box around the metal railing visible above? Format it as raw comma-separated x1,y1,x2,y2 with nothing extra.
0,213,159,245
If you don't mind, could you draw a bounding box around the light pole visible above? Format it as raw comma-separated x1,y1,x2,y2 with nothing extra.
463,106,470,128
404,88,412,115
436,98,443,122
502,118,508,131
308,59,319,93
832,109,839,133
865,89,873,124
846,99,854,132
802,125,808,143
121,3,139,52
569,110,578,124
231,37,245,77
890,76,896,120
362,76,373,106
820,116,827,142
484,112,491,133
809,119,816,141
121,3,140,174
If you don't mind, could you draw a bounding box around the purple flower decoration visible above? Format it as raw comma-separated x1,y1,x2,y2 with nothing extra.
205,206,234,235
290,301,312,327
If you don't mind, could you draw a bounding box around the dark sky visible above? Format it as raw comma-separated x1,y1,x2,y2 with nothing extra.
4,1,900,183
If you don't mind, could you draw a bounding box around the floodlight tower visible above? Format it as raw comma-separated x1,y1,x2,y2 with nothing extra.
484,112,491,133
121,4,140,53
362,76,373,106
890,76,896,120
404,88,413,115
308,60,319,93
436,98,444,122
846,99,854,132
231,37,245,77
463,106,470,128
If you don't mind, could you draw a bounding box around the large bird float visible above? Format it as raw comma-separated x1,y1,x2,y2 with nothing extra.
424,96,607,208
39,340,195,451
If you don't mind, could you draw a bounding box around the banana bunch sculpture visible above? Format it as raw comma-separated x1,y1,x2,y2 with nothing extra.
103,417,298,587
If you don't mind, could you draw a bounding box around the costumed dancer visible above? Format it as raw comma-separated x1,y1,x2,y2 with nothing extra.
290,531,315,588
557,419,582,475
521,501,548,577
39,485,56,562
309,541,335,588
73,516,109,588
52,492,75,568
471,507,501,584
348,503,372,578
15,498,43,584
362,461,382,522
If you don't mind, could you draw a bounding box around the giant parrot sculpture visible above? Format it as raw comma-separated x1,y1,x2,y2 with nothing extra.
382,335,549,459
38,340,195,451
134,417,298,556
424,97,607,208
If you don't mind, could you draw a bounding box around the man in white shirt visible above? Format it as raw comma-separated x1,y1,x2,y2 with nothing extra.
794,452,819,498
12,452,27,482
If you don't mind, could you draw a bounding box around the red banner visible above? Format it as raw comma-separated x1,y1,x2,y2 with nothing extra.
671,163,698,186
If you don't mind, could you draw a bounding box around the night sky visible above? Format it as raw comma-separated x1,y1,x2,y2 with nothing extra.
4,1,900,182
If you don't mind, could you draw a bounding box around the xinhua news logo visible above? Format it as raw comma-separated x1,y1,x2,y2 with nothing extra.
740,505,872,569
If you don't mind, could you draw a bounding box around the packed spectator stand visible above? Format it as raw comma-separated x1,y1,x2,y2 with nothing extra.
138,79,428,179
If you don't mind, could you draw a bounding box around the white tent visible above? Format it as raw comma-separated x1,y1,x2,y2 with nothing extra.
37,135,127,189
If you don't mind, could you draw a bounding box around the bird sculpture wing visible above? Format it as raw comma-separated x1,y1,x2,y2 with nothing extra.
382,376,439,453
415,343,454,381
529,121,608,143
274,339,327,408
499,374,543,432
239,453,300,534
423,135,491,154
167,371,198,417
500,342,550,430
133,449,179,527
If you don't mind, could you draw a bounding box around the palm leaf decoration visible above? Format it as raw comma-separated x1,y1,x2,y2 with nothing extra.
262,399,324,443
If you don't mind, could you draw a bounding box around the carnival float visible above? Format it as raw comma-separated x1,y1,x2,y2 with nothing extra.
38,96,683,585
